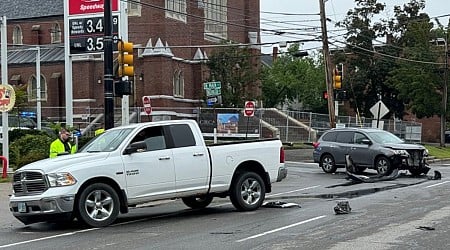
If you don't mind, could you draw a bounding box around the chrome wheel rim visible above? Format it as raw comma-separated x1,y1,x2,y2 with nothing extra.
240,178,261,206
84,190,114,222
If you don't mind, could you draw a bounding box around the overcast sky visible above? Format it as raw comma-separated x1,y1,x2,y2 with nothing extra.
260,0,450,54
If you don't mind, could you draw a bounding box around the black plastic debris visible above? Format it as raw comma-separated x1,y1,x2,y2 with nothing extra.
334,201,351,214
417,226,435,231
428,170,442,180
262,201,301,208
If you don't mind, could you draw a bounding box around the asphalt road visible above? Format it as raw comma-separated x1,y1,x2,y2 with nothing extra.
1,156,449,249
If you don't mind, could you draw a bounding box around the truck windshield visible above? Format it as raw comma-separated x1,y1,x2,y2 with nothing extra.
80,128,134,153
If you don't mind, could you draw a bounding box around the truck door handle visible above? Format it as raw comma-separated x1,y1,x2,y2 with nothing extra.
158,156,171,160
193,152,204,157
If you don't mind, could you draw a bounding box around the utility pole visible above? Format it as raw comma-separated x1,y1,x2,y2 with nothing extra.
104,0,114,129
441,36,448,146
319,0,336,128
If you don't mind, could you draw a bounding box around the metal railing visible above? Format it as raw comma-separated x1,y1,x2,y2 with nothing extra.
11,106,422,143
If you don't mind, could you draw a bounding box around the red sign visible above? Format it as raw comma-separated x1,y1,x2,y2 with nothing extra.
69,0,119,15
244,101,255,117
142,96,152,115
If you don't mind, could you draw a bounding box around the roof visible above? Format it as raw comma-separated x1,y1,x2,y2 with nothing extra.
3,46,65,65
0,0,63,20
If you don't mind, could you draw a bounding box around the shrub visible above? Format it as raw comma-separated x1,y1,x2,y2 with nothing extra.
9,134,54,170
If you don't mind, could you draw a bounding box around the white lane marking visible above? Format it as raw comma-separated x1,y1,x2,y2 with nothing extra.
267,185,321,197
0,228,98,249
236,215,326,242
425,180,450,188
211,185,321,208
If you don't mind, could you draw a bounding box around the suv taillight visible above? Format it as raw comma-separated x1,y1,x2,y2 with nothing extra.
312,142,320,149
280,147,285,163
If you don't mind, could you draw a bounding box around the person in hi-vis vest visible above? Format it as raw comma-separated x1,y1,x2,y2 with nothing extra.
49,128,77,158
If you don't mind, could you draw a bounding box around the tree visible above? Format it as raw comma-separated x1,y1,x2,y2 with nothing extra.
206,44,260,107
261,44,327,113
337,0,445,121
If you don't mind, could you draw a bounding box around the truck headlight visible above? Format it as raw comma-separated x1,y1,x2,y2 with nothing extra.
47,173,77,187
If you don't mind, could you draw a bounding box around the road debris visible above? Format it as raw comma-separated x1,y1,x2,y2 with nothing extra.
334,201,351,214
417,226,435,231
262,201,301,208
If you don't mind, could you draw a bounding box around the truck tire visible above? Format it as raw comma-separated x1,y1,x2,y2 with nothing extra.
76,183,120,227
182,196,213,209
230,172,265,211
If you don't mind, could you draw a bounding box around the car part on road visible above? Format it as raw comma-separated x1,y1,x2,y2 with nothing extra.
262,201,301,208
427,170,442,180
334,201,351,214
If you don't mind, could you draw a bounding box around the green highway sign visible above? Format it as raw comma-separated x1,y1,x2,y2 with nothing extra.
206,88,221,96
203,81,221,90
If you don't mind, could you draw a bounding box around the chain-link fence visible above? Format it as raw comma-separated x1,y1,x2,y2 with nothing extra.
12,106,422,143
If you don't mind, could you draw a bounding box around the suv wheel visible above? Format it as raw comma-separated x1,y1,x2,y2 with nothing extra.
320,154,337,173
375,156,392,176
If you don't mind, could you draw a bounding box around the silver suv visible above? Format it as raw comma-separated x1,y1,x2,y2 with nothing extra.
313,128,428,176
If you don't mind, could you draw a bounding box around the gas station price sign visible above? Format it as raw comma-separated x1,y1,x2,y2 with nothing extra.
69,15,119,54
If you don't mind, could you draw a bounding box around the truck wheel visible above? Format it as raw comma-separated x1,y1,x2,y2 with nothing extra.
77,183,120,227
375,156,392,176
230,172,265,211
182,196,213,209
320,154,337,173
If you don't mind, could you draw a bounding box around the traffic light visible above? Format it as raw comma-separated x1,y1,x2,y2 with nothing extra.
333,64,343,89
114,80,132,97
118,41,134,77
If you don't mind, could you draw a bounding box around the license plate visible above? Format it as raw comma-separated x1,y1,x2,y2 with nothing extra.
18,202,27,213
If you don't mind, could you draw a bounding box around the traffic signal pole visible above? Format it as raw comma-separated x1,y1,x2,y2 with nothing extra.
104,0,114,129
319,0,336,128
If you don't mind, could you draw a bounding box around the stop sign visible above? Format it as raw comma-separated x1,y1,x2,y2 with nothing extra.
244,101,255,117
142,96,152,115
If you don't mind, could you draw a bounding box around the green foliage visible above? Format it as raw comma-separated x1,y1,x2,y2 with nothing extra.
261,45,327,112
206,43,260,107
9,133,54,170
337,0,446,120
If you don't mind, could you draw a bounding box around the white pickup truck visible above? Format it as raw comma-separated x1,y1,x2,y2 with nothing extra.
9,120,287,227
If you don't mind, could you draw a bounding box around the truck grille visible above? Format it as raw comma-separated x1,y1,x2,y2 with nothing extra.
13,171,48,196
406,149,425,167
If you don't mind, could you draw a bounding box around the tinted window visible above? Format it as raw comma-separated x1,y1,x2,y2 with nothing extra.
131,126,167,151
354,132,368,144
167,124,196,148
321,131,337,142
336,131,354,143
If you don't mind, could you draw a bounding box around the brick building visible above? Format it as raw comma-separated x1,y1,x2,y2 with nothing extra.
0,0,261,127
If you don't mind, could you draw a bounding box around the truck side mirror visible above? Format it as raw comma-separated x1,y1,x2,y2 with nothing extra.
124,141,147,154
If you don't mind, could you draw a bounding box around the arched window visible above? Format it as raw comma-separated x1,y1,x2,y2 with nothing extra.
28,75,47,102
173,70,184,97
12,25,23,45
51,22,62,43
